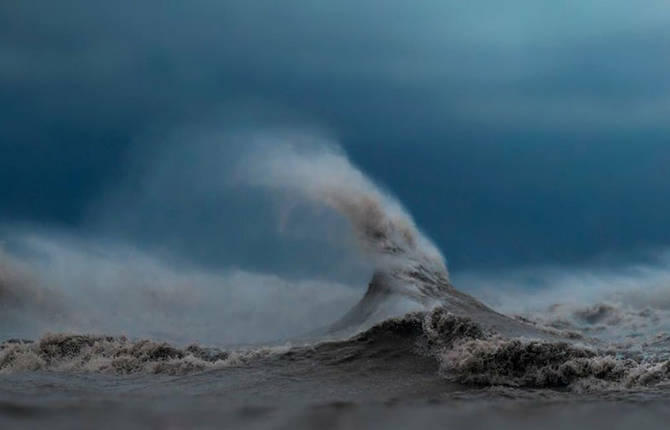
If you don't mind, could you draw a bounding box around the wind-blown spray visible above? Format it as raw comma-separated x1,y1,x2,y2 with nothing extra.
240,138,497,331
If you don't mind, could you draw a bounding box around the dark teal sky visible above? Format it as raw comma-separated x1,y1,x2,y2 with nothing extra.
2,1,670,276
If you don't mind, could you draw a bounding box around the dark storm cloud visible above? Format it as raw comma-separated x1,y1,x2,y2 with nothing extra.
2,0,670,272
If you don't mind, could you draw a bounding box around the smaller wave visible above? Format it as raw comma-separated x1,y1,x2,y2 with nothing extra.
345,306,483,348
333,307,670,392
528,301,670,342
440,337,670,391
0,334,288,375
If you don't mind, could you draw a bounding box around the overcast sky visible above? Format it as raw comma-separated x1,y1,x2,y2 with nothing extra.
2,1,670,277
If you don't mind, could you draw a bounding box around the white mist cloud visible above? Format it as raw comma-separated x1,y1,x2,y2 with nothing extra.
455,253,670,340
237,135,446,275
0,231,360,345
2,127,445,344
0,128,451,344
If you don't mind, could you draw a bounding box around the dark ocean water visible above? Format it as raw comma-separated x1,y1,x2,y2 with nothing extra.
3,145,670,429
3,282,670,429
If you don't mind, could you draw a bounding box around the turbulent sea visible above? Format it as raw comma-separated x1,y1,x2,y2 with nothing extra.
2,144,670,429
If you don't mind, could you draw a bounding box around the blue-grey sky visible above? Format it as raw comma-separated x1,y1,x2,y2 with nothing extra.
2,1,670,276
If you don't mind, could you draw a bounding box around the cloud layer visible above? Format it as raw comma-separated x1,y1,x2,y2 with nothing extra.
2,1,670,271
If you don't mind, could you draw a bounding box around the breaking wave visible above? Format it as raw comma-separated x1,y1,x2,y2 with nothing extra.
2,138,670,398
241,141,542,337
242,142,449,303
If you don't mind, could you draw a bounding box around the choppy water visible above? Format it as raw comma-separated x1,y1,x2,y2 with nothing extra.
2,143,670,428
3,266,670,429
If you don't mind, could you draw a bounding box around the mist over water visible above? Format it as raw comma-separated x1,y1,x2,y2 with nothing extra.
2,131,670,347
3,2,670,428
2,131,670,430
0,132,456,343
456,254,670,342
2,232,371,345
